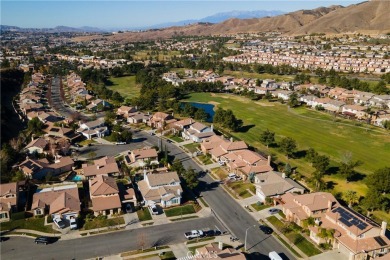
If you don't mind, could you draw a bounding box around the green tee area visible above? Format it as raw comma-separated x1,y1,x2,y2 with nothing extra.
184,93,390,196
106,76,140,99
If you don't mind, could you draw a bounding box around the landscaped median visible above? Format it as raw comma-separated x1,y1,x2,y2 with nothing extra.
266,216,322,257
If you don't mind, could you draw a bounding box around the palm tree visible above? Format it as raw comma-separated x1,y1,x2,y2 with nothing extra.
344,190,359,208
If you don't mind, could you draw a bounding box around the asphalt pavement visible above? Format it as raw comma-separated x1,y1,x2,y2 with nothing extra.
1,217,221,260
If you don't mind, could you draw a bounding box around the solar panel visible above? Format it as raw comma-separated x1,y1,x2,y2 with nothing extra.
357,223,368,230
374,236,387,247
350,219,359,225
339,218,353,227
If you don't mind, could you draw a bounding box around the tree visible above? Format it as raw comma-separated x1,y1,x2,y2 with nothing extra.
306,148,318,165
194,109,208,122
363,190,385,216
12,170,25,182
259,129,275,148
28,117,44,136
120,130,133,143
344,190,359,208
288,92,300,108
366,167,390,194
284,163,292,175
339,153,362,182
183,168,199,190
170,159,185,176
279,137,297,159
312,155,330,175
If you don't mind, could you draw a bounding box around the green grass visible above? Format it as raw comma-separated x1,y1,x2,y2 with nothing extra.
251,202,270,211
106,75,140,99
266,216,285,231
266,216,321,257
0,217,58,233
167,135,184,143
164,204,196,217
82,216,124,230
183,142,200,153
274,234,302,258
186,236,215,244
170,216,199,221
226,181,255,199
137,207,153,221
79,139,96,146
285,233,322,257
197,154,213,165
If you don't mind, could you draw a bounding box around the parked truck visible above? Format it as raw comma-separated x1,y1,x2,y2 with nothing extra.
184,230,204,239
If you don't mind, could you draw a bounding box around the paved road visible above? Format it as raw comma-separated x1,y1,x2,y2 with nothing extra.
1,217,222,260
50,77,75,118
132,131,295,259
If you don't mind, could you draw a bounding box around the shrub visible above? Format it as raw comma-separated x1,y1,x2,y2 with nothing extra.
319,243,332,250
11,211,26,221
47,215,53,223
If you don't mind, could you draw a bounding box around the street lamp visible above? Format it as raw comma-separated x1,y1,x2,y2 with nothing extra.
244,225,257,252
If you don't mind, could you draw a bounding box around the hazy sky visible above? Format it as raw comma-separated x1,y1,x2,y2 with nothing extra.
1,1,364,29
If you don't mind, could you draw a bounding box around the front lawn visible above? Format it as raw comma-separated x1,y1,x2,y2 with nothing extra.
197,154,213,165
79,139,96,146
266,216,285,231
167,135,184,143
164,204,196,217
0,217,58,233
183,143,200,153
251,202,270,211
226,181,255,199
82,216,124,230
137,207,152,221
212,167,228,180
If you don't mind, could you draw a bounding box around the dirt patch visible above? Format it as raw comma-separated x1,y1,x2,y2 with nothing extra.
208,101,220,105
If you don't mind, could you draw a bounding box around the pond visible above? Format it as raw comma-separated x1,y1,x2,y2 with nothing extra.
181,102,215,122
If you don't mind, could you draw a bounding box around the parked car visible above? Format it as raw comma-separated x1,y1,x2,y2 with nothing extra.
268,208,280,215
259,225,273,235
218,161,225,166
184,230,204,239
115,142,126,145
53,217,66,229
35,236,52,245
204,230,222,237
149,204,158,215
126,203,132,213
70,218,77,230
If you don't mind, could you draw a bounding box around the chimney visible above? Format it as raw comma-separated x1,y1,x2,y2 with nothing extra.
328,200,333,211
211,124,213,132
96,165,101,169
267,155,271,165
282,172,286,178
230,137,233,142
381,221,387,237
7,202,11,209
218,241,223,250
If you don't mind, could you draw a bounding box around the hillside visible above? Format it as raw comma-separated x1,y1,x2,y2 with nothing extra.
72,1,390,42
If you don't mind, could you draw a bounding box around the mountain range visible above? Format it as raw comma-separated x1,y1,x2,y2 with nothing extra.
71,0,388,42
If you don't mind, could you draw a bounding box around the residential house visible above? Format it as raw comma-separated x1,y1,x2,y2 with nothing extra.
341,105,368,119
24,137,48,154
224,149,272,177
201,135,248,161
254,171,305,201
373,114,390,127
82,156,120,179
124,148,159,167
182,122,215,143
171,118,195,131
280,192,390,260
117,106,137,118
18,156,74,179
31,184,80,220
89,175,122,216
0,182,19,222
127,111,151,124
148,112,176,129
370,95,390,108
77,118,108,139
138,171,182,208
86,99,110,111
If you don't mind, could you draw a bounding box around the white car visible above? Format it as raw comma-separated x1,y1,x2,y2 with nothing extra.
70,218,77,230
149,204,158,215
53,217,66,229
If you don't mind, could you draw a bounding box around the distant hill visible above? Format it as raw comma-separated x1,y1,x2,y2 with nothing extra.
147,10,284,29
73,1,390,42
0,25,106,33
